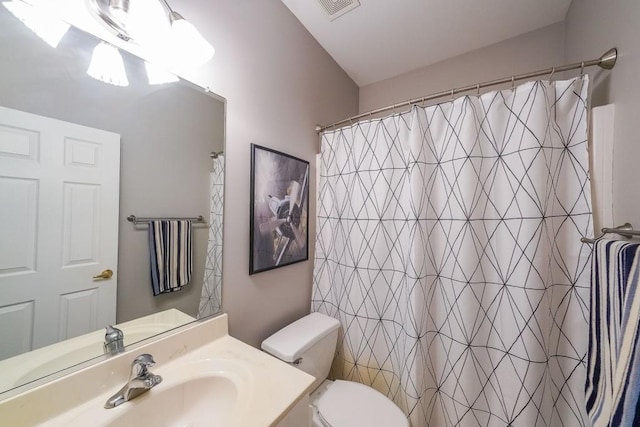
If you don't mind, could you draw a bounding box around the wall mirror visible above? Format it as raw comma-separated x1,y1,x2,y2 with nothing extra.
0,2,225,396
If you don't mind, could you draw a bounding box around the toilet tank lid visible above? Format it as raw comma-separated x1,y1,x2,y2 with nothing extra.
261,312,340,362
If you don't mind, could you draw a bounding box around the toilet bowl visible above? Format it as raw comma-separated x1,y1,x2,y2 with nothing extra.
261,312,408,427
310,379,407,427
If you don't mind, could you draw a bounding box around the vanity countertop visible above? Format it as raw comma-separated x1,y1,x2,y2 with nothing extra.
0,309,195,393
0,314,315,427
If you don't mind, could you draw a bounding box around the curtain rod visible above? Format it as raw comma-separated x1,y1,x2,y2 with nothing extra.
316,48,617,134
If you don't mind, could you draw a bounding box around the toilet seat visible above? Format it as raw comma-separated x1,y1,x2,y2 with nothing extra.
315,380,409,427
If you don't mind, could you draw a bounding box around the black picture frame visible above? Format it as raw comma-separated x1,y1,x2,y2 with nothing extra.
249,144,310,275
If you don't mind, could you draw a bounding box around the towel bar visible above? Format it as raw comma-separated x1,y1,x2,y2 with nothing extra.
581,223,640,244
127,215,206,225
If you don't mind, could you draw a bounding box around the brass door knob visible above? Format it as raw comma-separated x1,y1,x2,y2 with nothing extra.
93,269,113,280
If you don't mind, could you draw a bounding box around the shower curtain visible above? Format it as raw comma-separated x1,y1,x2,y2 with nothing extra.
198,155,224,318
312,77,593,426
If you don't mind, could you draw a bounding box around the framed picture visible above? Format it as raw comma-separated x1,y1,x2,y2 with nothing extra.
250,144,309,274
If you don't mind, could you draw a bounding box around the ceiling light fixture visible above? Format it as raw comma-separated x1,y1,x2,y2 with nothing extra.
2,0,70,48
87,41,129,86
88,0,214,65
107,0,129,24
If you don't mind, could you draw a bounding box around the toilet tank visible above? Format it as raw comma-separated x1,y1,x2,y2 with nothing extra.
261,312,340,392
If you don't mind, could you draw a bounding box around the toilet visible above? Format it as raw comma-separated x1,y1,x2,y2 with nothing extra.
261,312,409,427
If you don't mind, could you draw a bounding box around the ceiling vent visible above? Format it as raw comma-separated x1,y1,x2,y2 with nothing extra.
317,0,360,21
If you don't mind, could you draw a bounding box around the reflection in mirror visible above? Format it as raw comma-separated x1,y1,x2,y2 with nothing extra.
0,4,224,395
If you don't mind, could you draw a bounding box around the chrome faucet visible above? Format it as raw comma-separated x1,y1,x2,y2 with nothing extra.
103,325,124,355
104,354,163,409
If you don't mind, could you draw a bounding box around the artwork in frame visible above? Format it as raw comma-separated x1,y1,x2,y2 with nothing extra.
249,144,309,274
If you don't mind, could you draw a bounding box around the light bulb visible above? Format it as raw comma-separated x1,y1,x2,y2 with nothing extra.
127,0,170,48
87,42,129,87
3,0,70,48
169,12,215,65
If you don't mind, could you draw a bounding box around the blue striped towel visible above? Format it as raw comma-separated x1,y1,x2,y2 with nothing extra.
148,220,193,296
586,239,640,426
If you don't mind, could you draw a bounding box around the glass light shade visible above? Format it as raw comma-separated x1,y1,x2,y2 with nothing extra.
3,0,70,48
87,42,129,87
169,13,215,65
126,0,170,48
145,61,179,85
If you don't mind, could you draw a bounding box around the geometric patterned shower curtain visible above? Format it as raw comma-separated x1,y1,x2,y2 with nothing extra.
198,154,224,318
312,77,593,426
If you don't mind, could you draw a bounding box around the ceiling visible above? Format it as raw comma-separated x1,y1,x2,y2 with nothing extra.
281,0,572,87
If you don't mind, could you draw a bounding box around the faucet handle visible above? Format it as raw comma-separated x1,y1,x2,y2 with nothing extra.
103,325,125,355
131,354,156,378
105,325,124,340
105,353,162,409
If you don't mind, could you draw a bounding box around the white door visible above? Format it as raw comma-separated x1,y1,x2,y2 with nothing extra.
0,106,120,360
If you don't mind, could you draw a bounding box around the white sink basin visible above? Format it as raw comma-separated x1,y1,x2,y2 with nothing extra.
104,360,249,427
106,375,239,426
106,376,237,427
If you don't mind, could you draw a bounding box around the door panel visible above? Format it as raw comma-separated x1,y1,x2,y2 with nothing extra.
62,182,101,267
58,288,99,341
0,123,39,161
0,301,34,359
0,177,38,275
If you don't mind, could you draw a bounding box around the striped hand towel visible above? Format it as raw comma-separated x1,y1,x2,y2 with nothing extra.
148,220,193,296
586,239,640,426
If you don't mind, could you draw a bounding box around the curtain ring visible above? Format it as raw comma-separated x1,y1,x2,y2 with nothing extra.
450,89,455,101
476,83,480,96
549,67,556,81
511,76,515,91
580,61,585,76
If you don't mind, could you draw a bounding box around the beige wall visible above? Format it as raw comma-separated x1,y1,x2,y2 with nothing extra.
359,23,565,113
188,0,640,349
116,91,225,322
176,1,359,347
564,0,640,230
